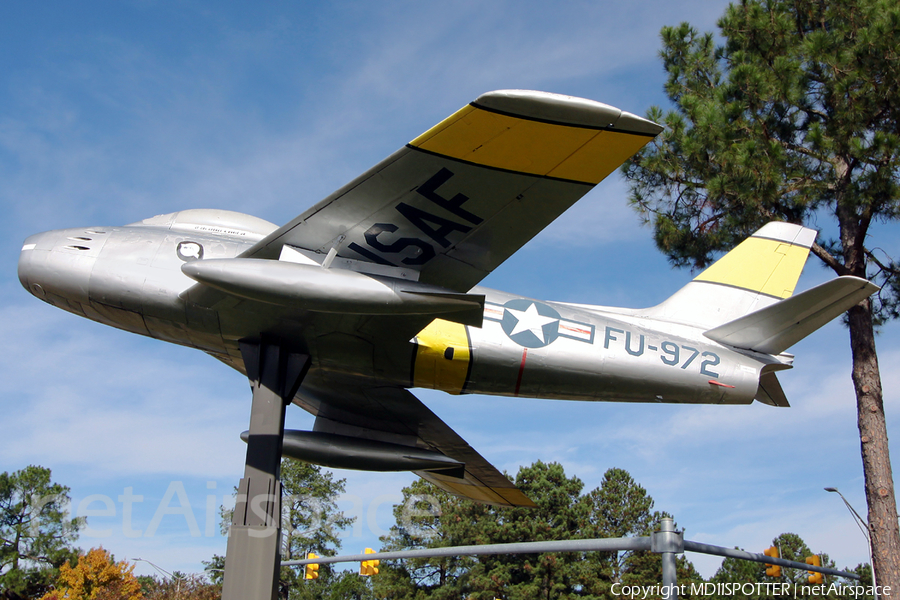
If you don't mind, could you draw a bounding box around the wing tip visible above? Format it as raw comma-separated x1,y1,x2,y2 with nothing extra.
473,90,662,135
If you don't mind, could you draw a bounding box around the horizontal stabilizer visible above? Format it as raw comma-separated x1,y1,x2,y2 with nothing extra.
704,276,879,354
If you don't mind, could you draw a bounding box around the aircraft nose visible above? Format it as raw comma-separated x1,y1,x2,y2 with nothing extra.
18,228,107,307
18,232,53,299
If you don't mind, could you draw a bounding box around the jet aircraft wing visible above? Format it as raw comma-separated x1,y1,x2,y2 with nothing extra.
238,90,662,292
187,91,663,507
296,372,535,507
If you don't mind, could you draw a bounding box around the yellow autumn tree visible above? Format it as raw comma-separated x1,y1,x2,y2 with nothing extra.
40,547,143,600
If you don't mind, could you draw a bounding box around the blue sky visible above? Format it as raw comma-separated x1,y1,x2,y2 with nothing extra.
1,0,897,580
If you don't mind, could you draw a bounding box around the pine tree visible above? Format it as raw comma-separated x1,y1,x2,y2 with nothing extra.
375,463,696,599
375,479,476,599
622,0,900,589
278,459,354,563
0,466,84,598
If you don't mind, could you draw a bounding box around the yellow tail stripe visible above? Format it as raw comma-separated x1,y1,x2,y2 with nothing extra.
694,237,810,299
409,105,651,185
413,319,471,394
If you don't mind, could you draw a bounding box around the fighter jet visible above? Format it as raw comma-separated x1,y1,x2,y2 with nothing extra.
18,90,877,507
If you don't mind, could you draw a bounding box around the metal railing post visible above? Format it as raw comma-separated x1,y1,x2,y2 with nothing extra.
652,517,683,600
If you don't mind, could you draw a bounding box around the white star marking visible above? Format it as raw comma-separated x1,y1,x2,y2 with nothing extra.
506,303,559,343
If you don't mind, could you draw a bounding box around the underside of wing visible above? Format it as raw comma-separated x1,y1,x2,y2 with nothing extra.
294,373,535,507
240,90,661,291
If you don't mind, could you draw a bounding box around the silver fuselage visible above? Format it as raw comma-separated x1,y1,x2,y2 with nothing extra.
18,212,764,408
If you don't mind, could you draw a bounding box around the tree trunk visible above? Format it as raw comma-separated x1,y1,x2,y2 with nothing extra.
847,300,900,593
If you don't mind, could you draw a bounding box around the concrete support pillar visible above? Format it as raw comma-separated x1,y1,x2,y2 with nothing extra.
222,338,310,600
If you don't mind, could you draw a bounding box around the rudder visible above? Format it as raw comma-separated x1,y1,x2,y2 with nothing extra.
639,222,817,329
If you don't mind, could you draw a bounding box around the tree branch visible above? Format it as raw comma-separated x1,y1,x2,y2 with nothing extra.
811,241,850,276
865,248,899,277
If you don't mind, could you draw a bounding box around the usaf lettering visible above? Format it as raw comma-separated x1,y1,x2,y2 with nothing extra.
348,168,482,267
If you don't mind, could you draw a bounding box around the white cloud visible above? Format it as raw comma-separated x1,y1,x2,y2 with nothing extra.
0,302,248,480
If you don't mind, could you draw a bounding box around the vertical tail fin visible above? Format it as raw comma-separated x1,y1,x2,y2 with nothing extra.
640,222,817,329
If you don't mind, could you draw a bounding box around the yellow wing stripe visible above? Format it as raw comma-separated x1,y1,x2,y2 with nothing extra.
694,237,810,299
410,105,651,185
413,319,471,394
548,130,651,183
410,105,477,149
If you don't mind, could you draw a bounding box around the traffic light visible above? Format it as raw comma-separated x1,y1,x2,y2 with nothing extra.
806,555,823,584
305,553,319,580
360,547,379,576
763,547,782,577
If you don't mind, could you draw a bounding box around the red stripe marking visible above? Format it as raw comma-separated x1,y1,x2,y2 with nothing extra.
561,325,591,335
708,379,736,389
514,348,528,396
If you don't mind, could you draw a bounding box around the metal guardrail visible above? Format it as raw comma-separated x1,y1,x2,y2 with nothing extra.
281,536,652,566
281,517,860,599
282,537,857,579
682,540,859,580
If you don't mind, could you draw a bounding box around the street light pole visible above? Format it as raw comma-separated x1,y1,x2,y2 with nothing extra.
825,487,877,598
132,558,183,599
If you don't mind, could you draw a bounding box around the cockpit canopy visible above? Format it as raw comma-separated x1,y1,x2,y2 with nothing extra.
128,209,278,243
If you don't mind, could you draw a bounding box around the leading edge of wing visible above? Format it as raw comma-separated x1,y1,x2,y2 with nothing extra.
296,376,536,508
236,90,661,292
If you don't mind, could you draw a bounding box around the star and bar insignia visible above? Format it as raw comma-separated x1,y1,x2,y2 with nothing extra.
483,299,595,348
